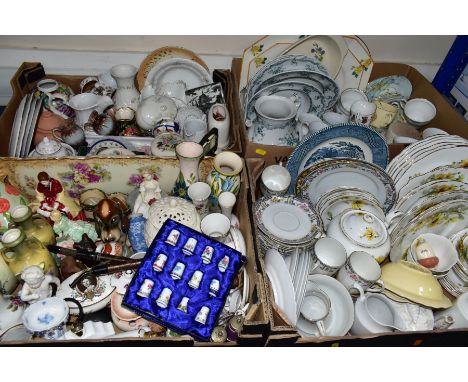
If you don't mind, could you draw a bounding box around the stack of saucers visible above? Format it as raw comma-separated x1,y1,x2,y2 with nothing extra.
254,195,324,256
439,229,468,297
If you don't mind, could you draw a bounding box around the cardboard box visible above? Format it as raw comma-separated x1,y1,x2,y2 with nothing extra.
232,58,468,165
0,63,243,157
0,156,268,345
246,157,468,346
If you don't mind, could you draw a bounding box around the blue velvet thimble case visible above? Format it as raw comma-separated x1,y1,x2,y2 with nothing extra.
122,218,245,341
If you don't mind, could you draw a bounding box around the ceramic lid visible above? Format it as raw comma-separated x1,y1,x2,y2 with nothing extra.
340,210,387,248
144,196,200,245
36,137,63,155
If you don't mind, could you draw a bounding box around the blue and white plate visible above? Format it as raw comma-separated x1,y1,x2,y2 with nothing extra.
286,123,388,193
365,75,412,102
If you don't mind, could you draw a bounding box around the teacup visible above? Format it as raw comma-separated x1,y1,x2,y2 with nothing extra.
403,98,436,127
260,164,291,197
336,88,368,116
183,118,208,143
300,287,331,337
371,101,398,129
385,122,421,144
309,237,347,277
188,182,211,216
434,292,468,330
201,213,231,242
349,100,377,126
336,251,385,296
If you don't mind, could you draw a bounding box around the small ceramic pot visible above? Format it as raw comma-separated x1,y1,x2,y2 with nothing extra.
260,165,291,197
310,237,347,277
349,100,377,126
29,137,76,157
136,95,178,132
187,182,211,216
403,98,436,127
79,188,107,220
52,120,86,149
371,101,398,129
201,213,231,242
337,88,368,116
110,292,150,332
0,180,28,234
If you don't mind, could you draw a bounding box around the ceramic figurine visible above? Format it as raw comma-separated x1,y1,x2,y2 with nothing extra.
133,172,162,218
50,210,98,243
35,172,86,221
19,265,60,304
95,241,126,257
94,198,130,243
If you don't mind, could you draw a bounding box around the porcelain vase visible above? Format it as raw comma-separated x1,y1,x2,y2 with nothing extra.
111,64,140,111
208,104,230,151
172,142,204,199
206,152,243,208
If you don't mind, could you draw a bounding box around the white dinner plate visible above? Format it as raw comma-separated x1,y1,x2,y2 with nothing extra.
15,95,36,157
21,97,42,158
8,95,28,156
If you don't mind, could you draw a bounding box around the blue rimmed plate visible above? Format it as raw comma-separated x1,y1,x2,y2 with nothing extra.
286,123,389,193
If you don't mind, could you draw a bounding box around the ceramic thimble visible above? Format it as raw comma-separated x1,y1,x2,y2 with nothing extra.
201,246,214,264
218,255,230,273
177,296,190,313
137,279,154,298
195,306,210,325
182,237,197,256
156,287,172,308
188,270,203,289
153,253,168,272
165,229,180,246
209,278,220,297
171,262,186,280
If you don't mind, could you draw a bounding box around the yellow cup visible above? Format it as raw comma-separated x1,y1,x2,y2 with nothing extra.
371,101,398,129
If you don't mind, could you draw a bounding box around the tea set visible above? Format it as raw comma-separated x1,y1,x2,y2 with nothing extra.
254,54,468,336
8,46,231,159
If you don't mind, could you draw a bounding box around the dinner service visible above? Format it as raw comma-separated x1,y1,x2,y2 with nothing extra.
300,287,331,336
380,261,452,309
402,98,437,127
295,158,396,213
287,124,389,193
365,75,413,102
309,237,347,276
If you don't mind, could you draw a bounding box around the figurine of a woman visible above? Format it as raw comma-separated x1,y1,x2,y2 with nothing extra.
19,265,61,304
35,172,86,221
132,172,162,218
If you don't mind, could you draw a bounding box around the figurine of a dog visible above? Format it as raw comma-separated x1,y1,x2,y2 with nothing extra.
93,197,129,243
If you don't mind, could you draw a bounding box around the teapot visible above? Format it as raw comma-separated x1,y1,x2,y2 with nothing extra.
29,137,76,157
327,209,391,263
245,95,324,146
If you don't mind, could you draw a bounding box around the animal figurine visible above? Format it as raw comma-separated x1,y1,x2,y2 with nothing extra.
50,210,98,242
19,265,61,304
35,171,86,221
94,198,129,243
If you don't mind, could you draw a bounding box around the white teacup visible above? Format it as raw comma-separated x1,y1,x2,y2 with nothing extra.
188,182,211,215
183,118,208,143
403,98,436,127
336,251,385,296
201,213,231,242
300,288,331,337
310,237,347,277
434,292,468,330
349,100,377,126
260,164,291,197
337,88,368,116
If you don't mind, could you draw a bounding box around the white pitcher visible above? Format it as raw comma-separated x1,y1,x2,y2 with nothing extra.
68,93,114,128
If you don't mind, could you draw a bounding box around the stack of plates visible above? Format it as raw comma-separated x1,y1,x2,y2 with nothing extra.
254,195,323,256
439,229,468,297
8,94,43,157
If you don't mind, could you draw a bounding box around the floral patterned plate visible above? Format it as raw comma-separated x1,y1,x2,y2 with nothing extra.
295,158,396,213
282,35,348,80
365,75,413,102
390,199,468,262
397,164,468,199
394,179,466,214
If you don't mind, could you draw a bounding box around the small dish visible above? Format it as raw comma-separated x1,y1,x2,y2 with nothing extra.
87,138,130,156
403,98,436,127
97,147,136,157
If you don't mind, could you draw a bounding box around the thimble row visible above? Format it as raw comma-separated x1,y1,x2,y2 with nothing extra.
123,219,244,341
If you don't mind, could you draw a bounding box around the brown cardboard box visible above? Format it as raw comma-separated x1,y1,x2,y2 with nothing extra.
0,155,268,346
246,157,468,346
232,58,468,165
0,63,243,157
